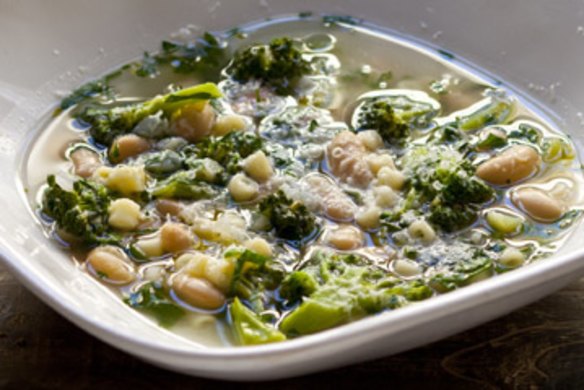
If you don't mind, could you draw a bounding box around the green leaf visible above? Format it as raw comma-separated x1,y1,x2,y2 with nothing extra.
151,170,218,200
125,283,185,327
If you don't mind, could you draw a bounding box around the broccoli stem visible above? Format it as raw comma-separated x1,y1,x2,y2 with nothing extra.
230,298,286,345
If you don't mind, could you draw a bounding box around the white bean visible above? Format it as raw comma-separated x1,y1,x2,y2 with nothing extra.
172,274,225,310
155,199,183,217
476,145,541,186
70,147,101,178
87,246,135,284
109,134,150,163
160,222,195,253
512,187,563,222
326,225,364,250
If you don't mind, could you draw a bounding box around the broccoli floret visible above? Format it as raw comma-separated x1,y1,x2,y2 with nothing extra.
259,190,318,241
227,37,311,95
42,175,114,244
279,270,319,303
428,204,479,233
395,146,494,233
356,100,409,145
279,251,432,335
79,82,221,146
440,160,494,205
187,131,263,174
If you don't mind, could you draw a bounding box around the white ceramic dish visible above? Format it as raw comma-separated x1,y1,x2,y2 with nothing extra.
2,0,584,381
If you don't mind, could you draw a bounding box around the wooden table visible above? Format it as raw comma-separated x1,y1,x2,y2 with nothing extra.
1,263,583,389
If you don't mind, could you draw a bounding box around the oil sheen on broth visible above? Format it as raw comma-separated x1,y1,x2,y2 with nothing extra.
25,16,584,347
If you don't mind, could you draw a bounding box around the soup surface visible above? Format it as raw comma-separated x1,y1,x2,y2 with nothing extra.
26,15,584,347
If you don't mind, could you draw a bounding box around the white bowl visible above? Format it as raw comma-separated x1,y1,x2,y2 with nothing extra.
2,0,584,381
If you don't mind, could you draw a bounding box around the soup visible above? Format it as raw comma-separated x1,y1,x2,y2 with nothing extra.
26,15,584,346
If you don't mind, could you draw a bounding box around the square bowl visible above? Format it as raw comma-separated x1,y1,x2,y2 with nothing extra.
1,0,584,380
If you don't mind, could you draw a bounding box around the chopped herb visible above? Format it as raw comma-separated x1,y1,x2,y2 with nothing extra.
322,15,360,26
437,49,455,60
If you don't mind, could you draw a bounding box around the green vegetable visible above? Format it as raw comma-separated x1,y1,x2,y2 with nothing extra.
134,51,159,78
356,100,409,145
430,251,493,292
158,32,228,78
80,82,222,146
227,249,270,296
230,298,286,345
259,190,318,241
322,15,361,26
184,158,225,184
542,137,575,163
279,270,319,303
486,210,524,235
186,131,263,174
125,283,185,327
225,248,284,313
131,32,228,80
400,146,494,232
151,170,218,200
279,251,432,335
42,175,114,244
227,37,310,95
59,74,118,110
476,129,507,149
428,204,479,233
456,95,514,132
508,123,542,144
439,160,493,205
144,150,184,177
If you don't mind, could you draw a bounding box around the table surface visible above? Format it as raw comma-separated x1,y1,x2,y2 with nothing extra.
1,264,583,389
